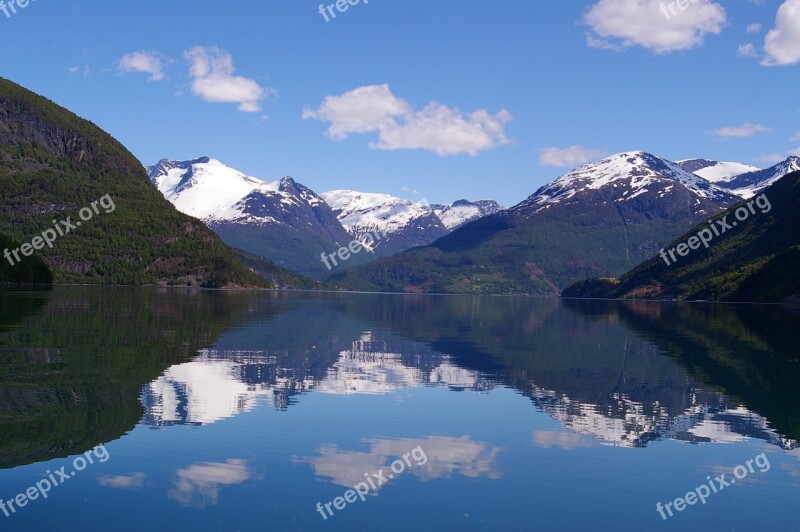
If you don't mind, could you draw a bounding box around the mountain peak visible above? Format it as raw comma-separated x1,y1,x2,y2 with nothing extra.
769,156,800,176
147,156,273,219
606,150,652,160
147,156,213,180
278,176,319,201
433,199,504,230
717,155,800,198
526,151,734,211
677,159,760,183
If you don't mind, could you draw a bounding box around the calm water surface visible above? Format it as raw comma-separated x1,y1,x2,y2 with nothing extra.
0,287,798,531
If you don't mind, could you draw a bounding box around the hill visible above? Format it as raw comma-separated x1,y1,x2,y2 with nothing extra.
562,171,800,302
0,77,267,288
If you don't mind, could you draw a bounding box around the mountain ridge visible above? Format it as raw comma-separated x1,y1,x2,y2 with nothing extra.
328,151,745,295
148,157,503,277
676,159,760,183
717,156,800,198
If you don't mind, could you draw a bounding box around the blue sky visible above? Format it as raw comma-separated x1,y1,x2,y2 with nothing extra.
1,0,798,206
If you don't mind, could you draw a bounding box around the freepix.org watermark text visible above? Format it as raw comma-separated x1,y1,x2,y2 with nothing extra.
315,445,427,520
318,0,369,22
0,0,37,20
3,194,115,267
1,444,110,519
655,452,770,521
659,193,771,266
320,230,385,271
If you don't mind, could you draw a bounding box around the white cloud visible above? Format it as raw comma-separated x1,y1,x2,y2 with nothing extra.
746,23,763,33
738,43,758,57
117,51,168,81
762,0,800,66
97,472,145,489
375,103,513,156
169,459,250,508
68,65,90,77
303,84,512,156
294,436,502,490
538,145,608,167
756,140,800,163
302,84,410,140
583,0,727,54
584,32,625,51
184,46,274,112
706,123,773,138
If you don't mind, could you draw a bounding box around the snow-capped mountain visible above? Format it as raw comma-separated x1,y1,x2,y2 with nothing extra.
321,192,504,256
522,151,741,217
677,157,800,198
716,156,800,198
676,159,760,183
148,157,335,227
433,199,504,230
148,157,274,221
330,151,746,295
147,157,353,277
321,190,447,255
148,157,503,277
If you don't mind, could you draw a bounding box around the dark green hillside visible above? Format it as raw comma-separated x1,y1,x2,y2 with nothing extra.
563,171,800,302
0,77,267,288
0,232,52,285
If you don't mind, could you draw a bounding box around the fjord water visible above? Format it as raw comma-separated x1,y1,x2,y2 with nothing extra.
1,289,798,531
